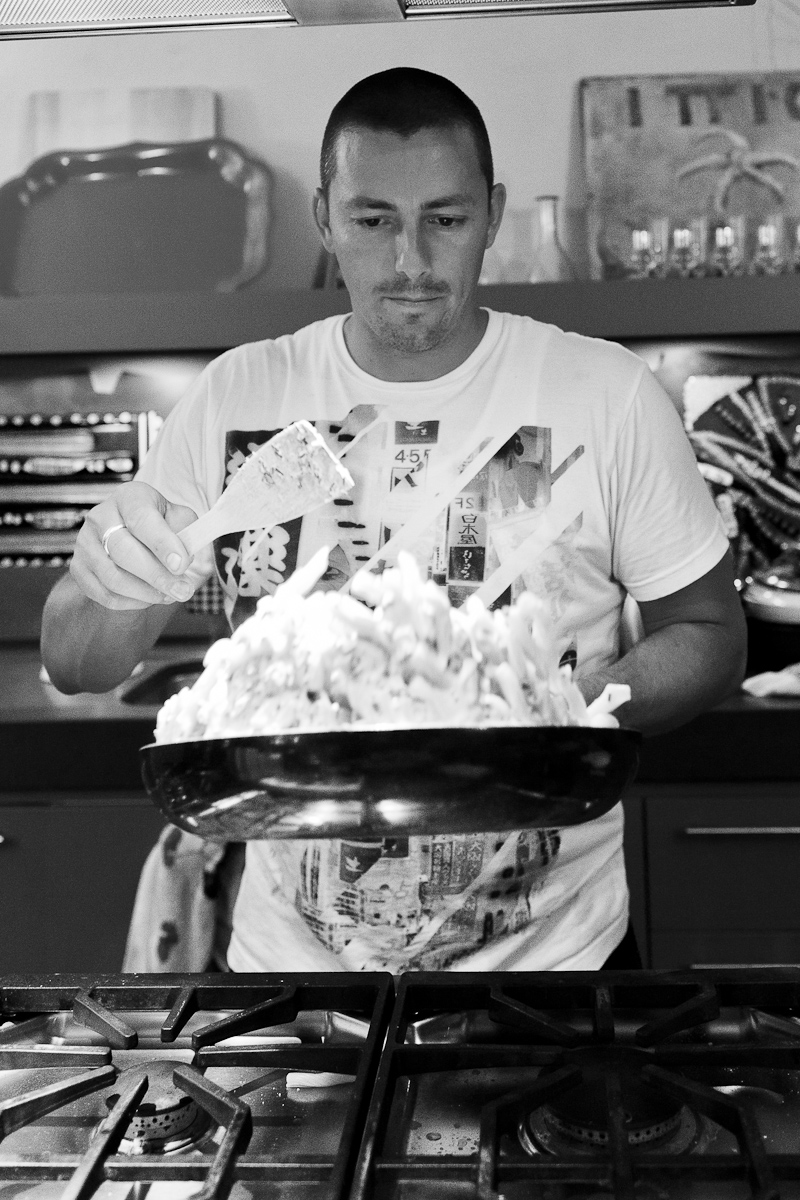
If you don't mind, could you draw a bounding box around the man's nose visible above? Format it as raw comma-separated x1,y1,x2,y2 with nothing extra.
394,226,428,280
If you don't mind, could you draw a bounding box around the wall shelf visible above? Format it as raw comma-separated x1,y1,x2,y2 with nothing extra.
2,275,800,355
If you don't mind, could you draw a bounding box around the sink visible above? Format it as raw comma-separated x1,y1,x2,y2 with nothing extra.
120,660,204,705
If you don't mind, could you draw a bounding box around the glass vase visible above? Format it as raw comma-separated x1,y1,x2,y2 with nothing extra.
528,195,577,283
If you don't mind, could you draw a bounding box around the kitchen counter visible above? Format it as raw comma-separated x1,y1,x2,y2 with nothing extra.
636,691,800,783
0,641,207,724
0,642,207,792
1,642,799,792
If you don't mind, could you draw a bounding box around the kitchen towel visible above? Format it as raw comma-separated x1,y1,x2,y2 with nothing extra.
741,662,800,697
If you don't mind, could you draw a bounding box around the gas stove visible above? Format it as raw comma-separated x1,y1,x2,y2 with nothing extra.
0,975,392,1200
358,970,800,1200
3,972,800,1200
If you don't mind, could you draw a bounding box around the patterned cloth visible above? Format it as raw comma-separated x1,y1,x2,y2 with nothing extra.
186,573,226,616
122,826,243,972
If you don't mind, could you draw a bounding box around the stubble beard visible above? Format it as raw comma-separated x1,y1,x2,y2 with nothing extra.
370,294,456,356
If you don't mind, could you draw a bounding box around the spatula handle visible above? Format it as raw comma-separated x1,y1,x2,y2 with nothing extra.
179,510,230,557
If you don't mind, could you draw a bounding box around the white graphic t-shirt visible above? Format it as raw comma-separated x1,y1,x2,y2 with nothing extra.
138,310,728,973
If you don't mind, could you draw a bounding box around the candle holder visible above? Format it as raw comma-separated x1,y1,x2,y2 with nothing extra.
628,218,668,279
749,214,786,276
707,216,746,277
666,218,707,278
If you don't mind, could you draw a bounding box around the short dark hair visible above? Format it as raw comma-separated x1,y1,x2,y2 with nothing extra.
320,67,494,200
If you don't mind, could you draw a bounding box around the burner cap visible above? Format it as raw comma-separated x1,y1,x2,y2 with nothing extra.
518,1048,700,1158
104,1061,211,1155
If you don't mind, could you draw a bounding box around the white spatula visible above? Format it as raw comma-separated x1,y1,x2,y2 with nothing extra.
179,420,354,557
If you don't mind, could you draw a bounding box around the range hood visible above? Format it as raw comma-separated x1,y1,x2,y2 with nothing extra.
0,0,755,39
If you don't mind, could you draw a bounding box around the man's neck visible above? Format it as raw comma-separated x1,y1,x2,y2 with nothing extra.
342,307,489,383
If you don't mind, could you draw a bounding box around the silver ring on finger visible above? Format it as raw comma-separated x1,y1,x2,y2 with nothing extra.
101,523,126,557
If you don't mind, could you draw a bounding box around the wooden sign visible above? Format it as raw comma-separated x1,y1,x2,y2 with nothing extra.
581,72,800,279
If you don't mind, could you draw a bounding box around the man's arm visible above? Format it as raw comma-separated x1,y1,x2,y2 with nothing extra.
578,549,747,736
41,578,180,694
41,482,202,694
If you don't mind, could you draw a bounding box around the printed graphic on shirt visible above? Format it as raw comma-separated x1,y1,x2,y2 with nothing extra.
216,428,356,628
213,431,296,628
217,415,584,617
292,828,562,971
215,413,585,971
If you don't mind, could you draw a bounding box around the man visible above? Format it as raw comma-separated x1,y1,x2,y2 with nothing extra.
42,68,746,973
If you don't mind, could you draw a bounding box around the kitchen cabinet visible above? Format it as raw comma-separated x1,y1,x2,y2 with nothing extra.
626,783,800,970
4,275,800,355
0,793,165,972
621,793,647,964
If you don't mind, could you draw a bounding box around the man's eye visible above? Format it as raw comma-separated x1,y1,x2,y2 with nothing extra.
357,217,384,228
432,216,465,228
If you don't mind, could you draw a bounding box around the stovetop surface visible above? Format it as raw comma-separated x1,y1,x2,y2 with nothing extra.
0,975,392,1200
3,970,800,1200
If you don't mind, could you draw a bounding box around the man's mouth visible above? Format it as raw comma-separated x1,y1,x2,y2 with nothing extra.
384,294,445,303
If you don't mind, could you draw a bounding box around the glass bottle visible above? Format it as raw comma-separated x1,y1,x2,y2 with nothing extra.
478,245,504,285
528,195,577,283
496,208,538,282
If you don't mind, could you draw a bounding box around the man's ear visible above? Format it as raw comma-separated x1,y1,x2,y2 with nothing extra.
486,182,507,250
313,187,335,253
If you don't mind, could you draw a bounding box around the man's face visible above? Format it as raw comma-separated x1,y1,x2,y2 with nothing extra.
314,124,505,371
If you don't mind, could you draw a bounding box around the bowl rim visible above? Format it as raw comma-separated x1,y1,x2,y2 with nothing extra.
141,723,642,753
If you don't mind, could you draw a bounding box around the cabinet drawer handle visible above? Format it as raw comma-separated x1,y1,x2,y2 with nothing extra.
689,963,797,969
683,827,800,836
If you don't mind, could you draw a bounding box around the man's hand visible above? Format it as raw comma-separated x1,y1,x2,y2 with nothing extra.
71,481,199,609
577,550,747,736
42,482,208,695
